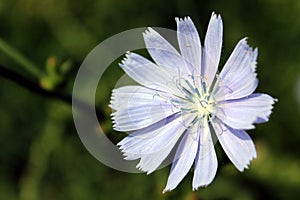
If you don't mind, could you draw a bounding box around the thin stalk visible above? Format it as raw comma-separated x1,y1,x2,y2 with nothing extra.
0,38,44,78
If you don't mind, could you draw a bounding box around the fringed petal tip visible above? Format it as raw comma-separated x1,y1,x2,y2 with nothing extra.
162,187,172,194
239,37,258,55
254,94,278,124
192,183,210,192
143,27,157,38
270,97,278,107
136,163,154,175
119,51,143,71
237,37,258,73
191,176,216,191
210,11,222,22
119,56,127,65
213,13,223,24
112,123,117,130
175,16,191,23
119,52,132,68
237,153,257,172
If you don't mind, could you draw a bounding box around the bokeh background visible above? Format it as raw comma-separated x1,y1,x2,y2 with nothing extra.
1,0,300,199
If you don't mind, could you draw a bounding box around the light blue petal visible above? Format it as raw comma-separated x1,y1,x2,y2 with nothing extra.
213,38,258,101
110,86,179,131
202,12,223,87
118,114,179,156
120,114,183,154
212,119,257,171
216,93,275,130
110,86,172,111
136,119,187,174
120,114,194,174
192,122,218,190
111,86,179,131
119,52,181,95
118,113,191,156
176,17,201,75
143,28,191,76
163,122,200,193
112,104,177,131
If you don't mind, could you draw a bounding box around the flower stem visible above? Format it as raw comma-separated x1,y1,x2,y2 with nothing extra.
0,38,44,79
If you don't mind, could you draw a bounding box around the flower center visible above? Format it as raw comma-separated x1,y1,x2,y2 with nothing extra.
170,77,216,125
192,93,215,118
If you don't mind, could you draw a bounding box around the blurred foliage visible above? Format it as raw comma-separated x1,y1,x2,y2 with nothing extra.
0,0,300,199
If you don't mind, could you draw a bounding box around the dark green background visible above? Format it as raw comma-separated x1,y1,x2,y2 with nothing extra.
1,0,299,199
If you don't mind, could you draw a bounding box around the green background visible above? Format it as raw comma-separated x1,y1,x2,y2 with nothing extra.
1,0,300,199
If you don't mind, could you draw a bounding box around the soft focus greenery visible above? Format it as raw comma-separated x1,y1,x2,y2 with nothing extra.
1,0,300,199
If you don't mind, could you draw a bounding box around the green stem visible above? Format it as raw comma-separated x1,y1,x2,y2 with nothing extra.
0,38,44,78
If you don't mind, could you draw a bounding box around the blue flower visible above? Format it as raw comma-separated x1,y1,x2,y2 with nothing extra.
110,13,276,192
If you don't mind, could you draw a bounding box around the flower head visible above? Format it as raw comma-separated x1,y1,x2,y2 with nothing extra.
110,13,276,192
